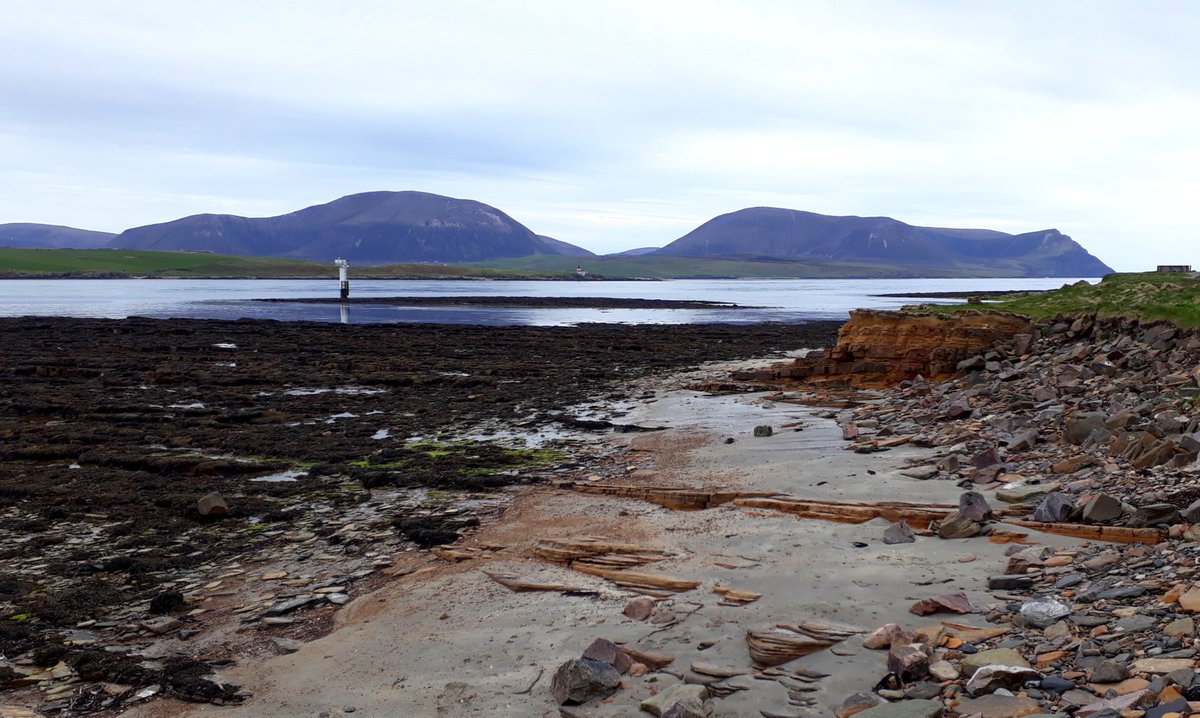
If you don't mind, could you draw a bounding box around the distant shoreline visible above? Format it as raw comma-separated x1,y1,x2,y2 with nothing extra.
254,295,754,309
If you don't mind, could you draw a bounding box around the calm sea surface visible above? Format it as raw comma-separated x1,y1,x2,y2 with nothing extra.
0,278,1093,326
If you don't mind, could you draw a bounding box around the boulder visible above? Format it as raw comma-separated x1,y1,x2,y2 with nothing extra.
887,643,929,681
581,638,633,674
935,512,983,539
958,491,994,522
196,492,229,517
1033,492,1074,523
1128,503,1181,527
551,658,621,705
753,425,773,437
1082,494,1123,522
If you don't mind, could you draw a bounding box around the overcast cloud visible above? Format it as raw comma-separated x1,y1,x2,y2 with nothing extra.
2,0,1197,270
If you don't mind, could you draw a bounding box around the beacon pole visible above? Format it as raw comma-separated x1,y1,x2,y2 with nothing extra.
335,258,350,299
335,258,350,323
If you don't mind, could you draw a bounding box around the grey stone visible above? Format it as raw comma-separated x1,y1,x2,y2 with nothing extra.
887,643,929,680
987,575,1034,591
901,465,939,480
1040,675,1075,692
961,648,1031,676
949,694,1040,718
1063,412,1108,445
263,596,318,616
138,616,182,635
1182,498,1200,523
196,491,228,517
1165,667,1197,687
1006,428,1039,452
936,512,983,539
1082,494,1123,522
1020,597,1071,628
1114,615,1155,633
995,481,1058,505
883,520,917,545
1088,660,1129,683
639,683,707,717
966,664,1040,696
551,658,621,705
661,698,707,718
1033,492,1074,523
836,692,881,718
959,491,994,521
753,425,773,437
1128,503,1181,527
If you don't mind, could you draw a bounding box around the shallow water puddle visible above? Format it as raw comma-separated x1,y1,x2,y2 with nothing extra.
284,386,388,396
251,469,308,483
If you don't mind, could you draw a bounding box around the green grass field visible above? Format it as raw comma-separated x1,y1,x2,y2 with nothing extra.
931,272,1200,327
0,248,526,279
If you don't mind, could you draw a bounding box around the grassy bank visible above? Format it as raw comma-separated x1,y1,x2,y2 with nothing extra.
934,272,1200,326
0,248,536,279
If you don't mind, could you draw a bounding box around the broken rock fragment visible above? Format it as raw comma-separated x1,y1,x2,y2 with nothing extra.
957,491,993,522
909,592,972,616
883,520,916,545
550,658,621,705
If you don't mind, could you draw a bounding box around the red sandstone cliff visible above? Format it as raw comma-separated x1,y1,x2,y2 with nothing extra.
739,309,1033,387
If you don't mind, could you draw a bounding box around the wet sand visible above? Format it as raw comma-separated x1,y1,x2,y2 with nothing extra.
140,363,1080,717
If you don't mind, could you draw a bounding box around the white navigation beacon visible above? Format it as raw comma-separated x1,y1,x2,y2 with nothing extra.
335,258,349,299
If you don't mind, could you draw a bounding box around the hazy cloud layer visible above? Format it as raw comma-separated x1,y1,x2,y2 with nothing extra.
2,0,1197,269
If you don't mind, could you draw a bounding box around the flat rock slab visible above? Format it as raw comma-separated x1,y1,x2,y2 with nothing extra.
854,699,944,718
954,693,1042,718
961,648,1031,676
1132,657,1195,674
640,684,708,717
995,482,1059,504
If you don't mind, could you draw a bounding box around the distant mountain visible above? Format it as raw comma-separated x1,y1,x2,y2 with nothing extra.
0,223,115,249
535,235,594,257
108,191,591,263
608,247,660,256
654,208,1113,276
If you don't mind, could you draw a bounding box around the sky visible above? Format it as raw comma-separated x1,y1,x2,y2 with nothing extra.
2,1,1197,270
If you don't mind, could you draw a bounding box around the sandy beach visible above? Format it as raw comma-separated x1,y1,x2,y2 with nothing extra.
129,361,1078,718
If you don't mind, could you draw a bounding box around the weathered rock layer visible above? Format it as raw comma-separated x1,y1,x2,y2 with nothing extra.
737,309,1033,387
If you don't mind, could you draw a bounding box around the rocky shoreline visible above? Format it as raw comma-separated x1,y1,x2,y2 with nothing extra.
9,308,1200,718
729,311,1200,718
0,318,838,716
